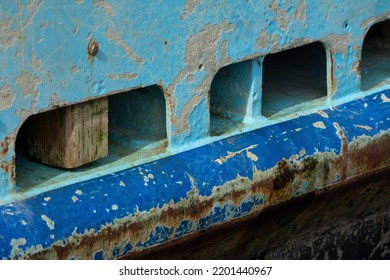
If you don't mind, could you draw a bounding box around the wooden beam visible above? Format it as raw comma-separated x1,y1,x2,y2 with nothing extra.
27,98,108,169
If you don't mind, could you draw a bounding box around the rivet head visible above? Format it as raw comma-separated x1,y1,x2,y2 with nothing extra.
88,40,99,57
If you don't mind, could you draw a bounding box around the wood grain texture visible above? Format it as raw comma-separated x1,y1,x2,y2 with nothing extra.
27,98,108,169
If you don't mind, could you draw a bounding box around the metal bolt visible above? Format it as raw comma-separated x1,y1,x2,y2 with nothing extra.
88,40,99,57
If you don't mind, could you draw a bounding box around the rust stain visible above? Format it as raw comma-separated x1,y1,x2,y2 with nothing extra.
11,126,390,259
1,156,15,183
333,122,348,182
273,159,295,190
348,131,390,178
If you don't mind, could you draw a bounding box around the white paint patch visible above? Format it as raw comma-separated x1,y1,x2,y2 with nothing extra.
75,190,82,195
313,121,326,129
364,103,368,108
354,124,373,131
295,128,302,132
44,197,51,202
41,215,55,230
72,196,78,203
50,234,55,240
317,110,329,118
381,93,390,103
21,220,27,226
148,174,154,179
176,181,183,185
111,204,118,211
247,151,259,161
215,144,258,165
10,238,27,258
119,180,126,187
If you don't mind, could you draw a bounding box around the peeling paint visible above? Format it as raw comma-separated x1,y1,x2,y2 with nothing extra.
0,0,389,260
15,71,41,98
381,93,390,103
215,145,258,165
0,83,16,111
0,17,18,50
180,0,202,20
313,121,326,129
106,28,144,65
41,215,55,230
93,0,113,16
108,73,138,80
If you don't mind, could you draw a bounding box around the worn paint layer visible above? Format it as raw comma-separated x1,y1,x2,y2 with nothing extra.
1,0,390,259
0,90,389,259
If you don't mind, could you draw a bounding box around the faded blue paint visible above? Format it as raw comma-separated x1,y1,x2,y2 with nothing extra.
0,0,389,196
174,220,193,238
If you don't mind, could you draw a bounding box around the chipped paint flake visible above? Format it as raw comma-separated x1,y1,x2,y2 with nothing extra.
41,215,55,230
93,0,113,16
10,238,27,259
215,144,258,164
0,17,18,49
111,204,118,211
317,110,329,118
119,180,126,187
15,71,41,98
313,121,326,129
0,83,16,110
246,151,259,162
75,190,82,195
106,29,144,65
108,72,138,80
381,93,390,103
354,124,373,131
71,196,78,203
44,197,51,202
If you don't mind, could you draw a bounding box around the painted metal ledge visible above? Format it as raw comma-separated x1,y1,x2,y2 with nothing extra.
1,90,390,259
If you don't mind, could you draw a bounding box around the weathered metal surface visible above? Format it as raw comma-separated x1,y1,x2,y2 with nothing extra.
0,90,390,259
0,1,390,259
0,0,389,196
127,170,390,260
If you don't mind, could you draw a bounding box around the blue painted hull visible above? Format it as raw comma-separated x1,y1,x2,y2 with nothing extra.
1,90,389,259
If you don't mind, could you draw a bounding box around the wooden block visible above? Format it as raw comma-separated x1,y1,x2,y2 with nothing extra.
27,98,108,169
